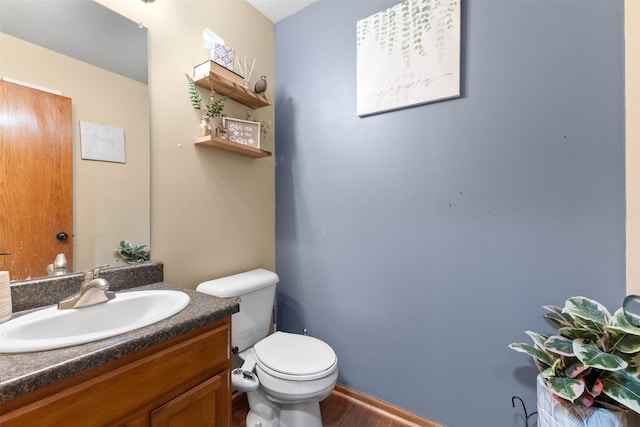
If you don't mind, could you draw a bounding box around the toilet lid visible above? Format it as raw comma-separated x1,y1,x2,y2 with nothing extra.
253,332,337,379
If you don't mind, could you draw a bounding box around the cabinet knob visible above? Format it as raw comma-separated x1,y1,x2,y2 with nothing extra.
56,232,69,241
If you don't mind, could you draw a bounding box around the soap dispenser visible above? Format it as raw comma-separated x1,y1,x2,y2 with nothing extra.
0,271,11,323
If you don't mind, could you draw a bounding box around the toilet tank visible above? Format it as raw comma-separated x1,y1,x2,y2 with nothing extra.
196,269,279,353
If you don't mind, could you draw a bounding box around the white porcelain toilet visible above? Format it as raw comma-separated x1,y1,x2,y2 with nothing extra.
196,269,338,427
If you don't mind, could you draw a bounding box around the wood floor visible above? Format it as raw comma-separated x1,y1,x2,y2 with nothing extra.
232,392,422,427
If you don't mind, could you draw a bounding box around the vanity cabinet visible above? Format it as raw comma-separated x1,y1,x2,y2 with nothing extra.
0,317,231,427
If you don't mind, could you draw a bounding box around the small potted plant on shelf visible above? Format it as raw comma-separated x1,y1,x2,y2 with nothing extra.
509,295,640,427
115,240,150,264
185,73,228,137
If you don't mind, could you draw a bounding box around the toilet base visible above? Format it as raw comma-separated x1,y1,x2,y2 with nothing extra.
245,389,324,427
246,410,278,427
279,402,323,427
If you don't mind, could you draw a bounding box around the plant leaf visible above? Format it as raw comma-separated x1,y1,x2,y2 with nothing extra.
509,343,556,367
606,328,640,353
610,308,640,343
543,305,575,329
611,308,635,329
115,240,150,262
558,326,601,342
543,305,564,315
544,305,574,323
573,342,628,371
563,296,611,326
541,364,556,377
575,394,594,408
624,295,640,327
545,312,574,329
525,330,548,348
627,352,640,376
545,335,575,356
565,361,589,378
547,377,585,402
185,73,203,111
546,357,565,377
601,370,640,414
573,317,605,334
589,377,604,397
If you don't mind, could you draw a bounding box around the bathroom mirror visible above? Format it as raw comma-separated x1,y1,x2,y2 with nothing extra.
0,0,150,280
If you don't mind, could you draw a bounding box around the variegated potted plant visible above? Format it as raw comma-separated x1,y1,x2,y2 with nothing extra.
509,295,640,427
115,240,150,264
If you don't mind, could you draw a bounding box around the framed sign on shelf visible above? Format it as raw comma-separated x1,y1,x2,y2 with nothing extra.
223,117,261,148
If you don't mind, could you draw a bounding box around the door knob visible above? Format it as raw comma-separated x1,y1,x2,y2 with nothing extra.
56,232,69,241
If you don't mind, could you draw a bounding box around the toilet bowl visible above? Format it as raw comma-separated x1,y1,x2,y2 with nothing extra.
197,269,338,427
254,331,338,403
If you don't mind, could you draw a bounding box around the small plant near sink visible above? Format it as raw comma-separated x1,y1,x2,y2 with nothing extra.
115,240,150,264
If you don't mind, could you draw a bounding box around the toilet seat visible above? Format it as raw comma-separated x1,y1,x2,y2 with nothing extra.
254,332,337,381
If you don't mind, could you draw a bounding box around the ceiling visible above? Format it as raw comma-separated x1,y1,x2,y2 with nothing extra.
245,0,320,23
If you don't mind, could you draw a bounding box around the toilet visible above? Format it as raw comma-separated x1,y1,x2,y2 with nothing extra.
196,269,338,427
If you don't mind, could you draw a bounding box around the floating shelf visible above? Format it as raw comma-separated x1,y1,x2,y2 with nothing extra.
195,72,271,110
194,135,271,159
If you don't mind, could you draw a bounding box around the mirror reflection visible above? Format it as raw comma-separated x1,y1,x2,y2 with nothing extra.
0,0,150,280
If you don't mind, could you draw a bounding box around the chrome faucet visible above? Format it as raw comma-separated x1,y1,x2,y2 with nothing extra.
58,265,115,310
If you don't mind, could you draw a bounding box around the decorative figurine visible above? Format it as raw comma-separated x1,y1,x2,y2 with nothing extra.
254,75,267,95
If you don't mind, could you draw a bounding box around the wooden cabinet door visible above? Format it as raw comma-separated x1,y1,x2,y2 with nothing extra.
150,373,230,427
0,79,73,279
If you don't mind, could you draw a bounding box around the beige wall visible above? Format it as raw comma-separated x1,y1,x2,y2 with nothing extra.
99,0,276,288
627,0,639,296
0,33,150,274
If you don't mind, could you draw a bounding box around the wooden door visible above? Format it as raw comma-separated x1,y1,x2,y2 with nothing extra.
0,80,73,280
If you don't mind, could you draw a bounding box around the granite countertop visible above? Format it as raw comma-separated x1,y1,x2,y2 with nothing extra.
0,282,239,404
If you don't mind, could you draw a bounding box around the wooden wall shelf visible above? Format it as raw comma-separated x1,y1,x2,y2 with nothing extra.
194,135,271,159
195,72,271,110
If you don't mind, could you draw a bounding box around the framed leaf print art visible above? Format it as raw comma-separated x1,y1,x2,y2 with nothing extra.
357,0,461,116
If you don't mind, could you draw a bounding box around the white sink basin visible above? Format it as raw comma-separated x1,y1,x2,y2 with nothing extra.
0,290,190,353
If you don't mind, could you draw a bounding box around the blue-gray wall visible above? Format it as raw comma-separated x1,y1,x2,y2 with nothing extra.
274,1,625,425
